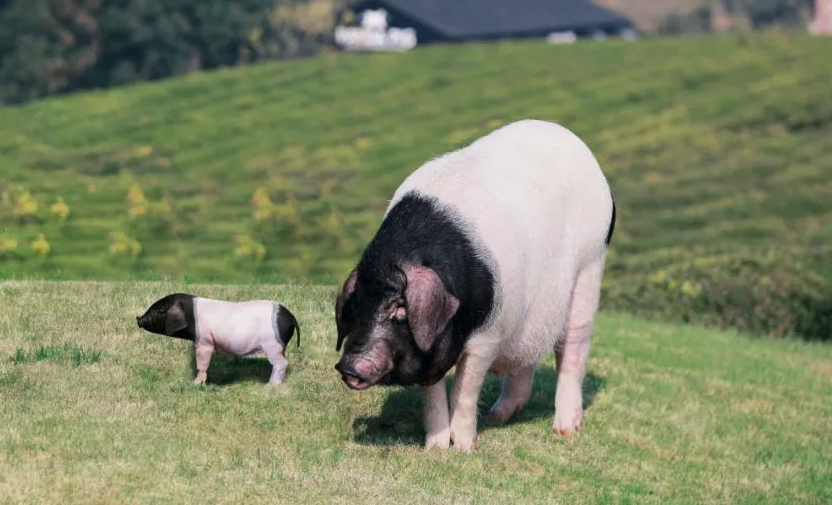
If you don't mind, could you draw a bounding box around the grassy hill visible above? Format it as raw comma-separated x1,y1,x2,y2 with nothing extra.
1,281,829,504
1,33,831,338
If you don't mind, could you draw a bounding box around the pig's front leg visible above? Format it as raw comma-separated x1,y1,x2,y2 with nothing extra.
194,341,214,385
449,343,498,452
421,377,450,449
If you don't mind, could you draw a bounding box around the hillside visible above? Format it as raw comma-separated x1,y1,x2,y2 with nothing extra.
1,281,830,504
1,34,831,338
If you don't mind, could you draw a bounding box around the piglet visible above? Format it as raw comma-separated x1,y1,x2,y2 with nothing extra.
137,293,300,385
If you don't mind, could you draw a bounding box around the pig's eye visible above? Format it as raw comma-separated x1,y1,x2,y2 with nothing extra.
391,306,407,324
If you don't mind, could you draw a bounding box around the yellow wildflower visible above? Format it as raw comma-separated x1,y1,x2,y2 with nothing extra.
50,197,70,222
0,236,18,254
31,234,50,258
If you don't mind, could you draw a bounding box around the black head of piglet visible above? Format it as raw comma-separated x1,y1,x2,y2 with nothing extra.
137,293,197,341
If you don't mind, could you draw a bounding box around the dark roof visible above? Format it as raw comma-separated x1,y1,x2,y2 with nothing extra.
352,0,632,39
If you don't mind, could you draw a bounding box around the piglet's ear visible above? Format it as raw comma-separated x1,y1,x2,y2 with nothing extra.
335,269,358,351
405,266,459,352
165,303,188,336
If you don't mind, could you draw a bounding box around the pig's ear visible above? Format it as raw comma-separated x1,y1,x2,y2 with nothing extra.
165,303,188,336
405,266,459,352
335,269,358,351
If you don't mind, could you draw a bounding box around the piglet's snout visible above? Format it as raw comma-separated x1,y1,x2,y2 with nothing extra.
136,314,151,329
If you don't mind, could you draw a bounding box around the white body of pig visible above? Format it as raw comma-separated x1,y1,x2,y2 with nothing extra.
193,299,294,385
390,119,614,450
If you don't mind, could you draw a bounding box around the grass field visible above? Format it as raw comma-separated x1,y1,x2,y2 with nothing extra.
2,33,831,338
1,280,829,504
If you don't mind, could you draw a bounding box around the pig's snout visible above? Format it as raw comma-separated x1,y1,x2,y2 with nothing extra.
335,355,390,390
334,359,370,390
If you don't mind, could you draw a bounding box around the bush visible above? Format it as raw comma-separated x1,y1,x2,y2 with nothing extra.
606,255,831,340
50,197,70,222
659,0,814,35
233,234,266,261
108,231,142,258
2,185,39,222
0,235,19,259
30,233,51,258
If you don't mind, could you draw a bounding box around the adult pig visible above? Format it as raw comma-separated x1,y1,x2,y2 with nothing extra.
334,120,615,451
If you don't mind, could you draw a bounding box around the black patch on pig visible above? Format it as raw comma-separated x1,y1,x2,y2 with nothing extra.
338,192,496,386
136,293,196,341
275,304,301,348
605,199,616,245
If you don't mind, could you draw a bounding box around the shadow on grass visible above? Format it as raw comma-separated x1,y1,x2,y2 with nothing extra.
352,367,605,447
189,352,276,386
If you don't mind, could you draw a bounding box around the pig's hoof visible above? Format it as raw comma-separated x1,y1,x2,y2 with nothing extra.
451,433,477,452
450,423,477,452
484,401,522,424
425,428,451,449
552,410,583,438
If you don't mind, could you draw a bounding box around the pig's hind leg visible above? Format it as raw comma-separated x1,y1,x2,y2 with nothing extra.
553,258,604,437
263,341,288,385
485,364,535,423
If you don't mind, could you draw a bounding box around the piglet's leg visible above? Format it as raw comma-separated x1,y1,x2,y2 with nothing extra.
422,377,450,449
263,341,288,385
449,342,498,452
194,342,214,385
553,259,604,437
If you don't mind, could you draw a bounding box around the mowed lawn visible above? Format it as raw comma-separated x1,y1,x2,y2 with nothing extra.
0,281,829,504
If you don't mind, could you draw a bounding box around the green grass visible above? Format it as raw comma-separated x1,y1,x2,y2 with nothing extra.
1,33,831,281
11,343,103,366
1,33,831,337
1,280,829,504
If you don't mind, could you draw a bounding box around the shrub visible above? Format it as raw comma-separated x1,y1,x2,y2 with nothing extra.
1,185,39,222
233,234,266,261
251,187,275,221
606,255,831,340
30,233,50,258
0,236,19,259
50,197,70,222
125,185,177,233
108,231,142,258
126,184,148,218
273,197,303,235
250,187,303,235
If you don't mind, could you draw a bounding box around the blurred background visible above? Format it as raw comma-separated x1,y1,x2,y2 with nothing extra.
0,0,830,340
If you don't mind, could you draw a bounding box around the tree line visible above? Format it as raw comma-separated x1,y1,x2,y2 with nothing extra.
0,0,822,105
659,0,817,35
0,0,344,105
